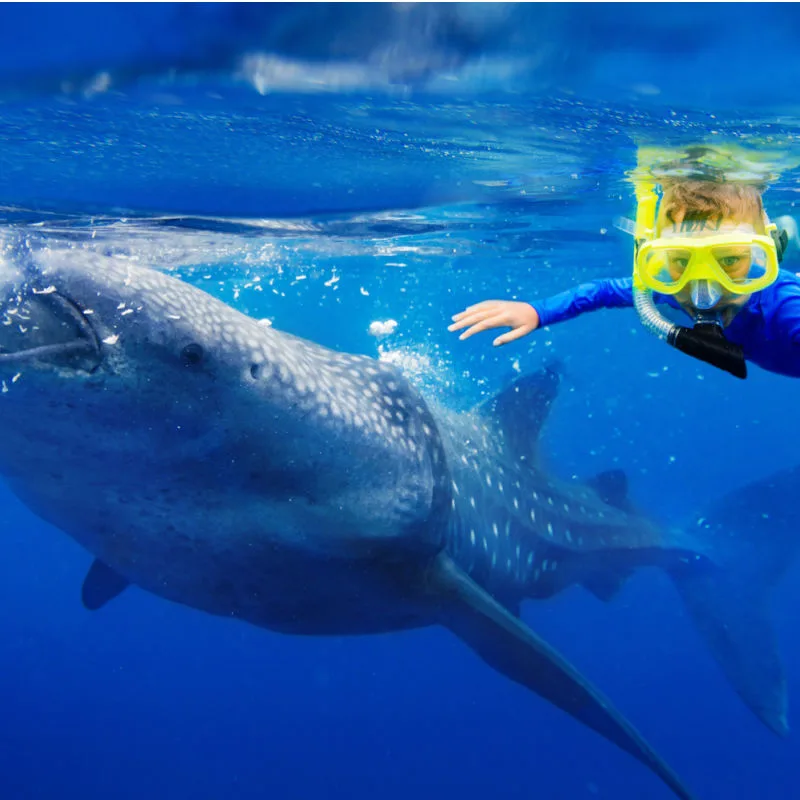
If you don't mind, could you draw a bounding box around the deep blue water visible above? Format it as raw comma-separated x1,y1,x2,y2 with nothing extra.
3,4,800,800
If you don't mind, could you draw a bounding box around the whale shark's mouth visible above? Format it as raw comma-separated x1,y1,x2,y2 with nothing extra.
0,289,102,371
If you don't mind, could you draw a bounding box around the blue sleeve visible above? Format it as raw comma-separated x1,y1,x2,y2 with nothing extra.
531,278,635,327
761,273,800,344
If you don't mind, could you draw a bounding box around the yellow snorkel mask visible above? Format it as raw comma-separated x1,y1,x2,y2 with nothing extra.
626,148,790,380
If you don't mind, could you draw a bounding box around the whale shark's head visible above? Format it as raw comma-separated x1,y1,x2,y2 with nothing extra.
0,238,449,560
0,239,295,440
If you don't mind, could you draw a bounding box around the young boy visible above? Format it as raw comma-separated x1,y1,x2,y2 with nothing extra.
449,180,800,378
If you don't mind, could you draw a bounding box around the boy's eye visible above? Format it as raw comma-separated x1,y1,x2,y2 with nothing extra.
670,256,690,269
717,252,751,271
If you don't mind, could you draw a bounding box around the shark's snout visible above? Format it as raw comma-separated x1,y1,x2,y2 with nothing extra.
0,283,101,372
0,235,102,372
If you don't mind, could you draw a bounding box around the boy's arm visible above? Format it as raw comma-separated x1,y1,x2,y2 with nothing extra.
449,277,668,347
532,277,635,326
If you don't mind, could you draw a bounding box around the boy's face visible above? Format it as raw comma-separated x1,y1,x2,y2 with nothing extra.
656,210,764,322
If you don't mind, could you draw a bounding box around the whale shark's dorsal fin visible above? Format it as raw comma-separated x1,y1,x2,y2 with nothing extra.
429,553,695,800
81,559,130,610
477,365,561,464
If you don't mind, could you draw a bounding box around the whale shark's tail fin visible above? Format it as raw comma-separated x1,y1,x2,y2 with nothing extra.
428,553,696,800
668,465,800,736
670,558,788,734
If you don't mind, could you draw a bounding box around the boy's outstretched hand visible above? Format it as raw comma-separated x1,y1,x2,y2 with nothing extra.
448,300,540,346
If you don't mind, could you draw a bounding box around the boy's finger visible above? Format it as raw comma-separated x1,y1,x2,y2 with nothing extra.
448,309,494,332
451,301,498,321
464,300,502,313
458,313,507,340
492,325,533,347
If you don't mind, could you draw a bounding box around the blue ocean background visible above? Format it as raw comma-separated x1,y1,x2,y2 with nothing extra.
2,4,800,798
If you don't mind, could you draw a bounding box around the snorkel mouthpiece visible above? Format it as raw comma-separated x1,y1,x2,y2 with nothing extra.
670,316,747,379
633,287,747,379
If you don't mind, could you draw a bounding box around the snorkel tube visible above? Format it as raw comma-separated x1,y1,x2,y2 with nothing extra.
630,173,747,379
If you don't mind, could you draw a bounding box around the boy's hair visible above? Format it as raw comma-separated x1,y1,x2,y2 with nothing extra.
657,179,766,233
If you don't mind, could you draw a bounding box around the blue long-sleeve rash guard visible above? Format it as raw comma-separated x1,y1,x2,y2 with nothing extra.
532,270,800,378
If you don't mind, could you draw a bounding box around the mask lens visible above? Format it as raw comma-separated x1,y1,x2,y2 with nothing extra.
710,244,769,286
641,248,692,288
711,245,753,283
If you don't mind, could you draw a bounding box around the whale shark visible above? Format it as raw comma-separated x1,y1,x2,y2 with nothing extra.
0,238,793,799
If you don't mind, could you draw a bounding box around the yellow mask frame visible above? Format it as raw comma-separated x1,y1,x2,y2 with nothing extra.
636,231,780,295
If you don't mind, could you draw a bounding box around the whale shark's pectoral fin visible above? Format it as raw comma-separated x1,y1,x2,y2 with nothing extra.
428,554,695,800
81,559,130,610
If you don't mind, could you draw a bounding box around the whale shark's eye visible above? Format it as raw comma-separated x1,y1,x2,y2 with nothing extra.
181,343,204,367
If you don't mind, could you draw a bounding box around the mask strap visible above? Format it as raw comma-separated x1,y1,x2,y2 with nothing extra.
631,179,660,288
634,180,659,240
769,224,788,263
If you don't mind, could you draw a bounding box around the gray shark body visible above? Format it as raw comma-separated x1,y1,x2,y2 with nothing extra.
0,240,793,800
